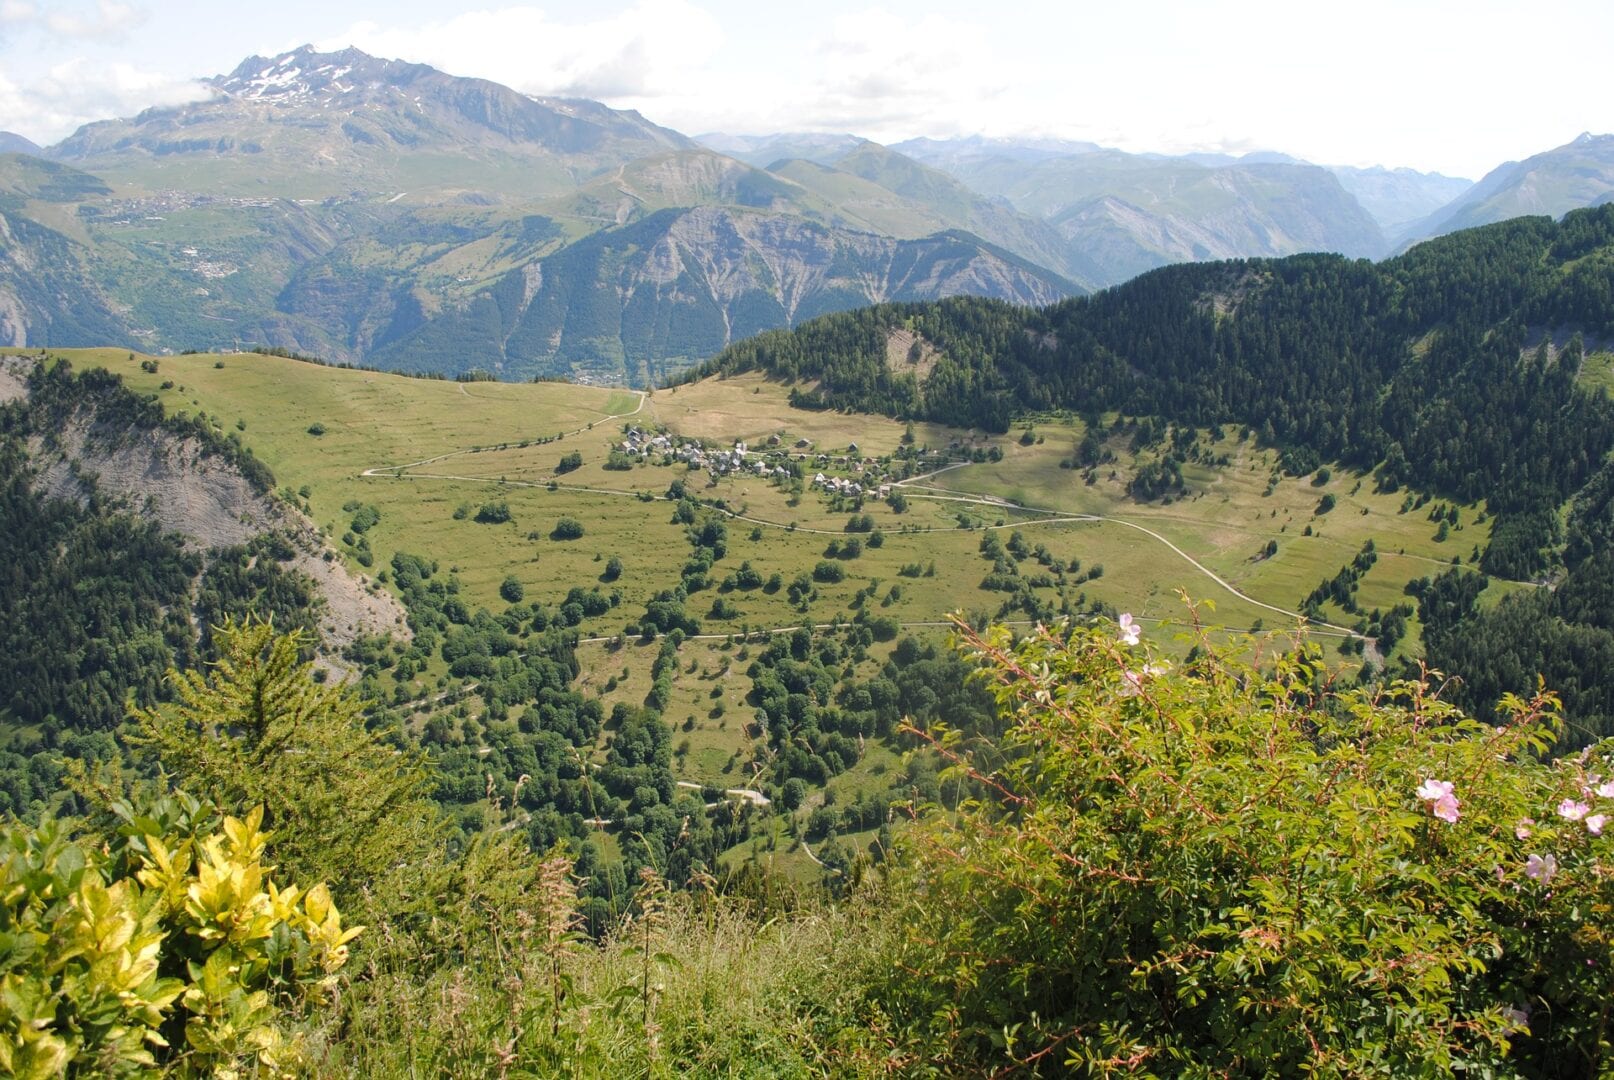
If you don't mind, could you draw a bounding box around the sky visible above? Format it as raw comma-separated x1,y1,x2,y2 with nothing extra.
0,0,1609,179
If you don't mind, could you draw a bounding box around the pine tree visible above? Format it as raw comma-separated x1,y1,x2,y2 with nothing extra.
128,618,440,906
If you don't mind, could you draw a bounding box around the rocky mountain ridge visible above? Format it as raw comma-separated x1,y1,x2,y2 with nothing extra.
5,44,1612,380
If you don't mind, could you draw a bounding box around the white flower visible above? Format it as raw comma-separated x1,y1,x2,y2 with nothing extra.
1587,814,1607,837
1417,779,1454,802
1117,613,1140,647
1598,781,1614,799
1501,1006,1530,1034
1515,818,1535,841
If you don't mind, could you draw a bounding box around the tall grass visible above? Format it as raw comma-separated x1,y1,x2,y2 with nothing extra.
323,879,902,1078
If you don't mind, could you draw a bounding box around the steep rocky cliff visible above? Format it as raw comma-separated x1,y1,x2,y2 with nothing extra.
1,355,407,659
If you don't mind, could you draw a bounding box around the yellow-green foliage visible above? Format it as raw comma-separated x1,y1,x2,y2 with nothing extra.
0,794,359,1078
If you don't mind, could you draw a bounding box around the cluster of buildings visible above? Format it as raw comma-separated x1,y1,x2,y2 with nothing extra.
810,473,892,499
617,428,794,481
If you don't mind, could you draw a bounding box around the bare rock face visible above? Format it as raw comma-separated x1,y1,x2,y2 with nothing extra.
372,206,1076,385
0,355,28,402
2,356,408,662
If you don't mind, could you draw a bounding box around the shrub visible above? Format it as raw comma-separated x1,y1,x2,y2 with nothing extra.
0,793,358,1077
556,450,583,474
883,612,1614,1075
474,502,512,524
307,422,326,436
551,518,585,540
812,561,845,584
350,504,381,533
500,575,525,603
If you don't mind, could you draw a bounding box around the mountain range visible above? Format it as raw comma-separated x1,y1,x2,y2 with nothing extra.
1,44,1612,380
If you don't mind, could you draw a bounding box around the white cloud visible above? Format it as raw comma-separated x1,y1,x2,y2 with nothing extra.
0,57,210,143
46,0,142,39
793,9,1011,138
2,0,143,39
317,2,722,101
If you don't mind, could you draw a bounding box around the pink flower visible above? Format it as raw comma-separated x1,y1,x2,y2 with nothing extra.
1118,670,1145,697
1525,853,1558,883
1558,798,1591,822
1599,781,1614,799
1415,779,1459,822
1501,1006,1530,1034
1432,793,1461,823
1515,818,1535,840
1417,779,1454,802
1587,814,1607,836
1117,613,1140,646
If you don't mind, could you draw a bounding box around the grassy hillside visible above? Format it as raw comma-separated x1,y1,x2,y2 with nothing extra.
0,340,1553,898
46,347,1473,642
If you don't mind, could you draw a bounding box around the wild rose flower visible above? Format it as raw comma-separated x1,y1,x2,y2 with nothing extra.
1501,1006,1530,1034
1431,793,1461,823
1117,613,1140,646
1118,670,1145,697
1558,798,1591,821
1515,818,1535,840
1417,779,1453,802
1525,853,1558,883
1416,780,1458,822
1587,814,1607,836
1599,780,1614,799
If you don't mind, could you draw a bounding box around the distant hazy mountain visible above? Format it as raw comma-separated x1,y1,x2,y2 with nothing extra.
1170,150,1302,167
49,45,692,200
1400,133,1614,245
0,48,1082,377
1327,165,1471,233
0,133,41,156
695,132,865,169
902,148,1385,284
10,43,1592,382
891,135,1105,168
766,141,1089,285
0,156,128,346
370,206,1078,384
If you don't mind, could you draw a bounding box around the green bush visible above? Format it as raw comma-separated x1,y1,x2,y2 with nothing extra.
812,561,844,584
882,612,1614,1075
551,518,585,540
0,793,358,1077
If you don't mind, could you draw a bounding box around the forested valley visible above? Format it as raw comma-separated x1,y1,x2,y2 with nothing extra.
694,204,1614,745
9,206,1614,1075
